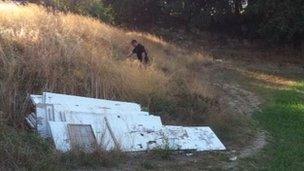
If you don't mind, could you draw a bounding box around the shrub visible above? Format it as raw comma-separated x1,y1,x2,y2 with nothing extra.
47,0,115,23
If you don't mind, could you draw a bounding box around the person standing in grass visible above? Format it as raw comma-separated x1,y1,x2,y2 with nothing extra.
127,40,149,64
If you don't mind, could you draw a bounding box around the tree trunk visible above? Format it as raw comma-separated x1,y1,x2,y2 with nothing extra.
234,0,242,16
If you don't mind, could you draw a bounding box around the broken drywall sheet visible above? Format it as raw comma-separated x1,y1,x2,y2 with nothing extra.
104,114,164,151
42,92,141,113
26,92,226,152
164,126,226,151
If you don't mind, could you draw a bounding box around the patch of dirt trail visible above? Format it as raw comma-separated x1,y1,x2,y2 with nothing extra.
201,57,268,160
217,83,261,116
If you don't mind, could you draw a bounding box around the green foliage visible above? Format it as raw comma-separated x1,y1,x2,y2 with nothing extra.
36,0,304,43
105,0,236,30
0,126,55,170
51,0,115,23
247,0,304,43
161,0,233,29
152,143,173,160
104,0,162,26
107,0,304,43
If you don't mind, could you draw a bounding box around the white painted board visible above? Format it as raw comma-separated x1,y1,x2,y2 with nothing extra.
105,114,164,151
164,126,226,151
30,94,43,105
48,121,71,152
42,92,141,113
48,121,115,152
28,92,226,153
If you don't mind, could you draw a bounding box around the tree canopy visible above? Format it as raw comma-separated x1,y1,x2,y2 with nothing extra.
36,0,304,43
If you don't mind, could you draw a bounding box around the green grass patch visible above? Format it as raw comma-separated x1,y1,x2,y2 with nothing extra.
251,82,304,170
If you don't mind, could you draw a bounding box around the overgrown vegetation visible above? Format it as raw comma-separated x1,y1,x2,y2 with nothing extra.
246,0,304,43
0,3,232,169
0,125,54,169
47,0,115,23
0,125,127,169
0,3,214,128
3,1,302,170
34,0,304,43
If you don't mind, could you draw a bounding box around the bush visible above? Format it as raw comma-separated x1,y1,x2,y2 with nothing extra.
47,0,115,23
246,0,304,43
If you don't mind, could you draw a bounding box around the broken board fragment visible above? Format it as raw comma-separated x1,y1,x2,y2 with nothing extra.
164,126,226,151
104,114,164,151
67,124,97,152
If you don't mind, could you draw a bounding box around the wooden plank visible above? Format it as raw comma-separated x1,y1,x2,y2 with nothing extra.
67,124,97,151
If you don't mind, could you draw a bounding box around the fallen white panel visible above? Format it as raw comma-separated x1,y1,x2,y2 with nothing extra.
63,111,116,150
48,121,71,152
105,114,164,151
68,124,97,151
48,121,115,152
27,92,226,153
30,94,43,105
164,126,226,151
42,92,142,113
36,106,49,138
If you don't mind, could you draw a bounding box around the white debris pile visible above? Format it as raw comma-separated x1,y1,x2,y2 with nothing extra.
26,92,225,152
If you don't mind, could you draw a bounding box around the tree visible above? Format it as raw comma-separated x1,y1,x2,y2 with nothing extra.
246,0,304,43
105,0,162,27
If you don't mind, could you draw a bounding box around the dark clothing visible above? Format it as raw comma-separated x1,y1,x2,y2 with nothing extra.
132,44,149,63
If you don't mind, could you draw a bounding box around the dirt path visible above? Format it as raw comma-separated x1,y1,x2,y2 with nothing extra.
202,58,268,159
217,81,267,159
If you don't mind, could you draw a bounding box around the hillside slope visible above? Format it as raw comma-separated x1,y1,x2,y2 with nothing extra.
0,3,214,126
0,2,257,170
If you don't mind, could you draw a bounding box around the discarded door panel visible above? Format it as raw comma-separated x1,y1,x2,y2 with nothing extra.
42,92,141,113
68,124,97,151
48,121,71,152
164,126,226,151
104,114,164,151
26,92,226,152
48,120,115,152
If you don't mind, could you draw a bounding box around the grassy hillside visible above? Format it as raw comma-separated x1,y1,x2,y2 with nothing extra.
0,3,230,169
0,3,214,127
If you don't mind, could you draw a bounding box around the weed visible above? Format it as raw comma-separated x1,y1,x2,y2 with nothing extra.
141,160,155,170
151,139,174,160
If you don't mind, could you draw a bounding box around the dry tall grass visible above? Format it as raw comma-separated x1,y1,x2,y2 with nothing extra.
0,3,258,170
0,2,213,127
